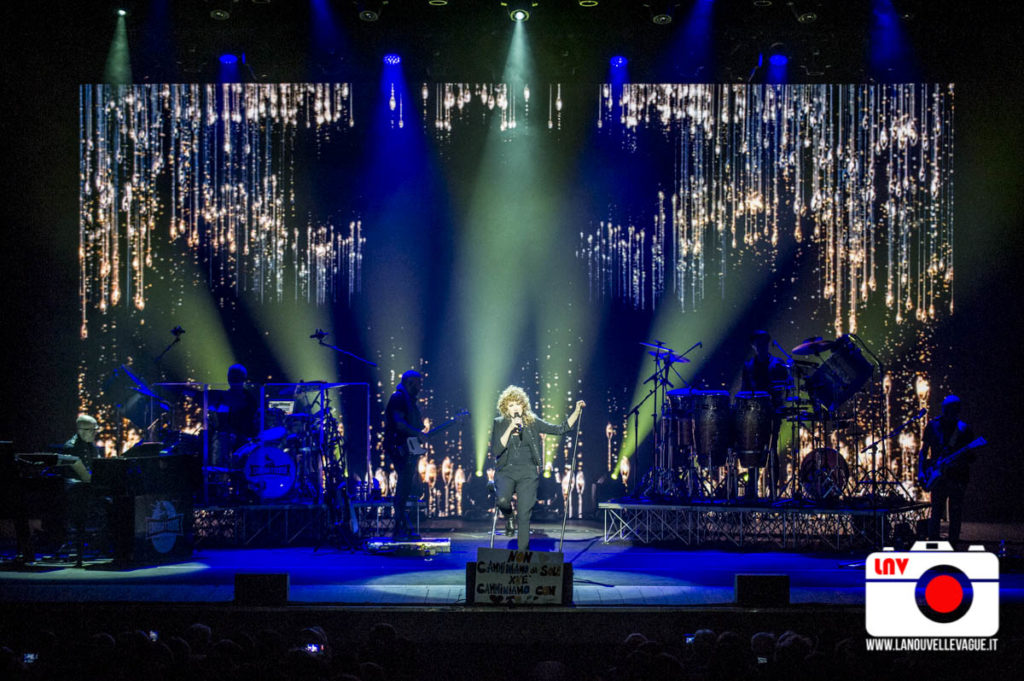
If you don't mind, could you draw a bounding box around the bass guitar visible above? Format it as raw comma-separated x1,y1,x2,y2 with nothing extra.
407,409,470,458
921,437,987,492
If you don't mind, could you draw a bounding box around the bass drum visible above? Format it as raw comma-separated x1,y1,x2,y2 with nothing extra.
236,441,297,500
799,448,849,501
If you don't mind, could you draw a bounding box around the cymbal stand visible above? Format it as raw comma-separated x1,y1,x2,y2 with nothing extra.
640,345,678,497
858,410,925,502
626,385,657,497
847,334,907,501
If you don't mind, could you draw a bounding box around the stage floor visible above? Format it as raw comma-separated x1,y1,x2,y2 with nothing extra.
3,520,1023,606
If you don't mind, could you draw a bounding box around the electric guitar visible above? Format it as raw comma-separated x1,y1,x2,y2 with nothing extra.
407,409,470,457
920,436,987,492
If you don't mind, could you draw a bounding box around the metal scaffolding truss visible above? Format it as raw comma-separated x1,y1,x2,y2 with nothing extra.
600,501,929,551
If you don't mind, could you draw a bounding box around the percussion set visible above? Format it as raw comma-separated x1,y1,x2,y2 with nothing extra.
211,382,346,504
134,381,347,505
634,333,880,504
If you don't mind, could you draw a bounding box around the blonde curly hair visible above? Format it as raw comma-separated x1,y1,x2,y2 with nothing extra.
497,385,536,426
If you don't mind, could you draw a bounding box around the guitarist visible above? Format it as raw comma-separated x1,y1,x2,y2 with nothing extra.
384,370,426,540
918,395,976,544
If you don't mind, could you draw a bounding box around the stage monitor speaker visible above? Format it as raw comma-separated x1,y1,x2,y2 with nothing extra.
734,574,790,607
235,573,289,605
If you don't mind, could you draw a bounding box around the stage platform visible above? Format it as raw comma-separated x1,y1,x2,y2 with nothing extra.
2,520,1023,607
599,498,929,550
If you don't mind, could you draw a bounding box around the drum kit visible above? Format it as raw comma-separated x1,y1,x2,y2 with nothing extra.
634,333,879,504
154,381,346,505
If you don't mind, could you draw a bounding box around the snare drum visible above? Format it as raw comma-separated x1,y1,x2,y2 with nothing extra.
692,390,731,467
732,391,773,467
236,441,297,500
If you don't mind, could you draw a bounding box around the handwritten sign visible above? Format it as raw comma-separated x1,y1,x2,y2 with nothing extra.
470,548,567,605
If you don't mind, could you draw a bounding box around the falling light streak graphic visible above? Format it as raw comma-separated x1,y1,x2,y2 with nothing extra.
579,83,955,336
78,83,362,337
422,82,562,138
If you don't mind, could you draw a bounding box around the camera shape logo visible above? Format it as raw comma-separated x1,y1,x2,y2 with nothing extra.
866,541,999,637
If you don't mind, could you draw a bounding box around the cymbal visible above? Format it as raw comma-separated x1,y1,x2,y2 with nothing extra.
277,382,345,397
792,337,834,356
646,349,690,363
639,341,674,352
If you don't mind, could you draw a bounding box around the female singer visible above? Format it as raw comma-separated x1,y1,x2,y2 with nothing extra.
490,385,585,551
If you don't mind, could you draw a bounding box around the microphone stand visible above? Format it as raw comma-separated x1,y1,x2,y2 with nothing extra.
311,330,378,368
559,406,584,552
155,327,185,366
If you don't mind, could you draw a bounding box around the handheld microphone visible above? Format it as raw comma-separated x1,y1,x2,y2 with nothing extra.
171,325,185,338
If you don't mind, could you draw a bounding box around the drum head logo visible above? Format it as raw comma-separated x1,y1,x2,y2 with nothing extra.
146,500,184,554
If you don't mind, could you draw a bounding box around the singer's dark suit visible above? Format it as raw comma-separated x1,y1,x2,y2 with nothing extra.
491,415,570,551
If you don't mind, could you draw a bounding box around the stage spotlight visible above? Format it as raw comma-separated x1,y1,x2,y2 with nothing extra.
787,1,817,24
428,0,449,5
116,8,127,16
767,42,790,66
644,1,677,25
210,8,231,21
502,2,536,22
610,55,627,68
578,0,599,6
219,53,239,65
357,1,387,22
383,53,401,65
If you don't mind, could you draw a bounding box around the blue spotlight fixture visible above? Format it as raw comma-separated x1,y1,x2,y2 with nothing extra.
610,55,628,68
219,53,239,65
383,53,401,66
768,53,788,67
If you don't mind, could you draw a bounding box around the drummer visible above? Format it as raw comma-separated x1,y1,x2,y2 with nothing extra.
740,330,791,497
209,364,260,467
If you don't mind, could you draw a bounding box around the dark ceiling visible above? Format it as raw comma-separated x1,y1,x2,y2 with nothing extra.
21,0,1019,85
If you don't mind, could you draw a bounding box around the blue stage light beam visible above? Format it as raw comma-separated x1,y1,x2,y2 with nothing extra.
310,0,350,78
606,52,629,129
352,41,437,392
870,0,918,80
662,0,714,80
